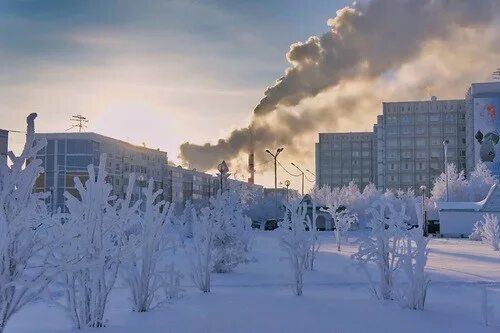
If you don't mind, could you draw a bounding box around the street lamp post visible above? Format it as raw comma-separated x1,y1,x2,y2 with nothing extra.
443,140,449,202
284,179,291,202
217,160,229,194
291,162,305,196
266,148,284,218
420,185,427,236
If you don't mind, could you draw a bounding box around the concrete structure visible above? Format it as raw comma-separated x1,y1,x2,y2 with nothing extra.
465,81,500,177
376,97,467,191
0,129,7,159
300,194,334,230
315,132,375,189
437,183,500,237
35,132,169,212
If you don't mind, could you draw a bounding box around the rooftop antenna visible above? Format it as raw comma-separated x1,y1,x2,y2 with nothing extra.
66,114,88,132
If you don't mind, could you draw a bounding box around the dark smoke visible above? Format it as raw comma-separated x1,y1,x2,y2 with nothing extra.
180,0,499,171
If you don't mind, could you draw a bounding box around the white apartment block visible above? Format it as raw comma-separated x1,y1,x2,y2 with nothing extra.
315,132,375,189
377,97,467,191
34,132,169,212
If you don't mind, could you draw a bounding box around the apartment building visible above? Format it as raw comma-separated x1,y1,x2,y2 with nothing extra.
34,132,169,212
377,97,467,191
0,129,7,159
315,132,375,189
166,165,213,207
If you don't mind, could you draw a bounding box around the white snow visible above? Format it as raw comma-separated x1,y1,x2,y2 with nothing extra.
6,231,500,333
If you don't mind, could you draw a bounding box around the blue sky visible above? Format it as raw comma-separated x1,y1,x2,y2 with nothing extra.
0,0,349,166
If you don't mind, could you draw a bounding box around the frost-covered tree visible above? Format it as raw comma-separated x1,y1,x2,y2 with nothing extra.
352,199,409,300
0,114,53,333
479,214,500,251
279,201,310,296
187,206,216,293
55,155,139,328
468,162,497,201
305,198,320,271
323,188,357,252
174,200,194,242
123,179,178,312
430,163,468,203
398,227,430,310
211,191,252,273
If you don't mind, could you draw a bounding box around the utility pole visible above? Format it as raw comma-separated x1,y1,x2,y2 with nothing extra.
443,140,449,202
420,185,427,236
291,162,305,196
266,148,284,219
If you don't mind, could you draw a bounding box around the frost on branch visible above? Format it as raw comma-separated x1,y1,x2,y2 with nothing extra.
352,199,409,300
187,205,215,293
0,113,52,333
55,154,139,328
478,213,500,251
211,191,252,273
323,187,357,252
305,198,320,271
279,201,311,296
122,179,179,312
398,226,430,310
469,221,484,241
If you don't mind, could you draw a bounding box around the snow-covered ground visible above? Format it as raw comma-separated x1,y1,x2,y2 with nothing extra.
8,231,500,333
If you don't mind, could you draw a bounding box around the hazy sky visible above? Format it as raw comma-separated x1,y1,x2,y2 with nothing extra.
1,0,499,191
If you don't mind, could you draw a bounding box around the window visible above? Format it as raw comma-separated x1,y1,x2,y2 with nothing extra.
402,151,412,158
430,114,441,122
416,126,426,135
416,138,427,147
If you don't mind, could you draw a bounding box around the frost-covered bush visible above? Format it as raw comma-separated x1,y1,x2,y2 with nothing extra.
187,206,216,293
468,162,497,202
279,201,311,296
398,227,430,310
122,179,178,312
174,200,194,242
211,191,252,273
469,221,484,241
55,155,139,328
479,214,500,251
352,199,409,300
0,114,53,333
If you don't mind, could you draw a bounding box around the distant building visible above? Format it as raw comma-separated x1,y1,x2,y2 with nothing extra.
0,129,7,159
376,97,467,191
166,165,213,207
34,132,169,212
465,81,500,177
315,132,375,189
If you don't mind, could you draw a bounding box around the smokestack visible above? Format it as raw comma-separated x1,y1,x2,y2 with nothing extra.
248,151,255,184
248,132,255,184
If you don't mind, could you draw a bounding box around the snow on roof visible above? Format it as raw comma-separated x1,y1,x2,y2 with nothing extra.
436,183,500,212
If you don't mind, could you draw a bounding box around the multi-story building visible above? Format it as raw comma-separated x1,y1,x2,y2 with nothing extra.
166,165,213,207
465,81,500,177
315,132,375,189
377,97,467,191
34,132,169,212
0,129,8,159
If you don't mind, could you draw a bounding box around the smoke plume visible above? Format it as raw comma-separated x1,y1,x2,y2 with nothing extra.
180,0,500,172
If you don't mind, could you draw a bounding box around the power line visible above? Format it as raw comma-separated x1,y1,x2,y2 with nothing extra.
277,161,301,177
305,174,315,183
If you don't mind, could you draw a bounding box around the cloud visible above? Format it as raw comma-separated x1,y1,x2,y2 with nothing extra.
180,0,500,175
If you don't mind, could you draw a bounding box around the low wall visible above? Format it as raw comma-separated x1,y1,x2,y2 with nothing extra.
439,211,500,237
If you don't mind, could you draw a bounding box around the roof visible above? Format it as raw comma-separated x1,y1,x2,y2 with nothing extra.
436,183,500,212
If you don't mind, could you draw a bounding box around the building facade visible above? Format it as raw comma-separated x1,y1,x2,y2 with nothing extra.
34,132,169,212
315,132,375,189
0,129,7,159
465,81,500,177
377,97,467,191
